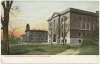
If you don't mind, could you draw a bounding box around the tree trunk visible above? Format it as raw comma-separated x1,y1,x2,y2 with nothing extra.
3,13,9,55
51,37,53,46
63,38,65,46
3,25,8,54
50,27,53,46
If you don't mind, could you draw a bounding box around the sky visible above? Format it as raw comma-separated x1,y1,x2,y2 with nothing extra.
1,1,99,37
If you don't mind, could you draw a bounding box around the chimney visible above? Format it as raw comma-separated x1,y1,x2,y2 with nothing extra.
96,11,99,15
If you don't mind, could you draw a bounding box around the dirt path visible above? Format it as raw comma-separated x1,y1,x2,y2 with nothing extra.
57,48,79,55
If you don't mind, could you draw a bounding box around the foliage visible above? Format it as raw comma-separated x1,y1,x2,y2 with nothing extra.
82,39,94,45
9,36,19,44
91,27,99,43
77,45,99,55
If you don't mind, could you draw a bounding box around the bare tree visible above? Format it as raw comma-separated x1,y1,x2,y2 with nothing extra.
1,0,13,55
9,22,21,37
1,0,19,54
62,16,70,46
49,23,53,46
50,27,53,46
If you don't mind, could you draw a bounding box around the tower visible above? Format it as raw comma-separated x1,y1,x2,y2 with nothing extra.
25,24,30,32
25,24,30,42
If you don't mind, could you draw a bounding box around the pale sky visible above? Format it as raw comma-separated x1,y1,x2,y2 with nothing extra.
1,1,99,37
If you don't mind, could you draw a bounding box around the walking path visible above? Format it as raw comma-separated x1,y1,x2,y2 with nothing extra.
57,48,79,55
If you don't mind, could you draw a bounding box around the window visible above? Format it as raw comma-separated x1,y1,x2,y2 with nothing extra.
78,32,81,36
87,17,89,22
64,16,67,21
91,18,93,23
78,23,81,29
31,38,33,40
62,24,64,29
83,33,85,37
78,16,81,21
61,18,63,22
65,39,67,42
83,17,85,21
79,40,81,43
91,24,93,30
91,18,93,22
96,19,97,23
87,24,89,29
62,33,63,37
54,20,56,29
31,35,33,37
82,24,85,29
46,38,47,40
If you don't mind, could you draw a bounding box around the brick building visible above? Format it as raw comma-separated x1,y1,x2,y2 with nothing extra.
47,8,99,44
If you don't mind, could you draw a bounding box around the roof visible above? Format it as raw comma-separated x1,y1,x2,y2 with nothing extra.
47,8,99,21
28,30,48,32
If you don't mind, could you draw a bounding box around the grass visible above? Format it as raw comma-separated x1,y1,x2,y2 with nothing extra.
8,44,71,55
1,43,99,55
77,44,99,55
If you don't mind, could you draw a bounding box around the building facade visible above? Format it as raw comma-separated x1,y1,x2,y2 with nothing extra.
20,34,26,42
25,30,48,43
24,24,48,43
47,8,99,44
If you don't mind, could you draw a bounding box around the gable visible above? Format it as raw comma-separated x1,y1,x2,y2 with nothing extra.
51,12,60,18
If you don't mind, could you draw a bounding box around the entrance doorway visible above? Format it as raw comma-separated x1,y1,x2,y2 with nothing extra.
53,34,56,42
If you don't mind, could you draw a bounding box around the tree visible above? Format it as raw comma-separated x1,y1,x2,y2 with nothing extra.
91,26,99,43
1,0,13,55
50,26,53,46
49,22,53,46
62,16,70,46
9,22,21,37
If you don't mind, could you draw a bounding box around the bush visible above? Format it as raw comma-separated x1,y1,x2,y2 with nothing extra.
9,36,19,44
82,39,94,45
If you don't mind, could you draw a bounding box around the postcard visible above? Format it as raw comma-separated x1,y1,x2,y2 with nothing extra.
1,0,99,64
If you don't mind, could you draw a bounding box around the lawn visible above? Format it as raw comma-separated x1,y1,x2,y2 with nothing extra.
8,44,71,55
77,44,99,55
1,43,99,55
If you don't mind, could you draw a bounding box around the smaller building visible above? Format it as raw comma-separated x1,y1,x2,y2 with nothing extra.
24,24,48,43
20,34,26,42
25,30,48,43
